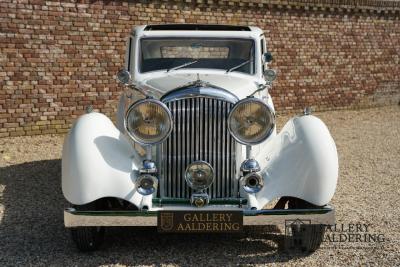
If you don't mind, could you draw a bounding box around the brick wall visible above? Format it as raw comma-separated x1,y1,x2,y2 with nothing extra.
0,0,399,137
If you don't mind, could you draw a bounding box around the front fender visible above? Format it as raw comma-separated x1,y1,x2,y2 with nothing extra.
254,115,338,208
61,112,145,207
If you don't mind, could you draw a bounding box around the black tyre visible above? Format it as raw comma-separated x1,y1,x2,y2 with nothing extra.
287,198,325,253
71,226,105,252
70,201,106,252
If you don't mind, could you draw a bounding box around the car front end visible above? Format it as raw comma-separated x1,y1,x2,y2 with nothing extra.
62,24,338,252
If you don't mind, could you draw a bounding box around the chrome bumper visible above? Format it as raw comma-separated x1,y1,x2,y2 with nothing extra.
64,206,335,228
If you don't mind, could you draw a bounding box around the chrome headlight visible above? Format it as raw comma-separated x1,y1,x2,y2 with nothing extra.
228,98,275,145
125,99,173,145
185,161,214,191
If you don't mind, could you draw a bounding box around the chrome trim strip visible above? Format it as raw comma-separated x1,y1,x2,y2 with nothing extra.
161,86,239,104
157,144,164,197
185,98,190,197
204,98,209,169
177,100,181,197
190,98,195,196
172,101,177,197
222,101,226,196
216,100,222,197
199,97,203,161
195,97,200,161
167,107,172,196
64,207,335,227
182,99,186,198
243,208,335,225
212,99,217,198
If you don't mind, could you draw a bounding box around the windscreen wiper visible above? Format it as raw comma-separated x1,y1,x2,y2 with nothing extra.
166,60,198,72
226,59,253,73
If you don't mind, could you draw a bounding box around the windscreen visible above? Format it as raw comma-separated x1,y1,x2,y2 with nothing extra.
140,38,255,74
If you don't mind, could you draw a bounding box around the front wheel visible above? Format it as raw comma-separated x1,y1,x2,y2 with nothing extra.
287,198,326,253
70,201,106,251
71,227,105,251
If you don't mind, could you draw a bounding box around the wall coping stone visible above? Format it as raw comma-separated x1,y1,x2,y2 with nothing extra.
170,0,400,13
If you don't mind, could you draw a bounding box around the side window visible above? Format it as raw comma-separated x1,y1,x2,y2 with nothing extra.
124,37,133,72
127,37,132,72
260,38,265,72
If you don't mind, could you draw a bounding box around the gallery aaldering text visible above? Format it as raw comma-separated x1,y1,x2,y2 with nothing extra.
323,224,385,243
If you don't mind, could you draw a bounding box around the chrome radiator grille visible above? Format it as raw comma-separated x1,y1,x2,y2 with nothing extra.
160,96,238,199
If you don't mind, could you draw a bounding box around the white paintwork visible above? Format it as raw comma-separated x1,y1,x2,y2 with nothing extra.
62,25,338,210
62,112,144,207
253,115,339,208
62,113,338,209
138,71,263,101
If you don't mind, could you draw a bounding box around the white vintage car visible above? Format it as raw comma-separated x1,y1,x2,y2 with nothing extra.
62,24,338,252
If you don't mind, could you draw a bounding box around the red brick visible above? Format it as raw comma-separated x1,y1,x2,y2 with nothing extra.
0,0,399,137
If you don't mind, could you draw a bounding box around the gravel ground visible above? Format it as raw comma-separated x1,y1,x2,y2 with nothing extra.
0,105,399,266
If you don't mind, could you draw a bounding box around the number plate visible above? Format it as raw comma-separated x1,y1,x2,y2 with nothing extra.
158,210,243,233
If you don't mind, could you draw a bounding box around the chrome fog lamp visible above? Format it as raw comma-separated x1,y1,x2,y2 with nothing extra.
228,98,275,145
240,172,264,194
125,99,173,145
136,174,158,196
185,161,214,191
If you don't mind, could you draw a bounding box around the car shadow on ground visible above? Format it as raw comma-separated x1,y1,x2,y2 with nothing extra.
0,159,311,266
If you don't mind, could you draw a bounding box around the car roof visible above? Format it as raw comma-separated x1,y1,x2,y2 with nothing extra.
133,24,264,39
143,24,252,31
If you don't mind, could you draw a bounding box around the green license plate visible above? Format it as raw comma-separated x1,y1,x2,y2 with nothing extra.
158,210,243,233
